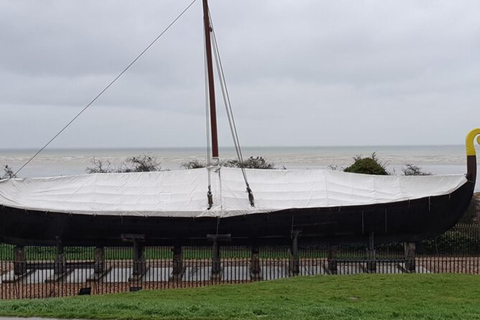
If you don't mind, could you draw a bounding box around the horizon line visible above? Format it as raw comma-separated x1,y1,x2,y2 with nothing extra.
0,144,465,151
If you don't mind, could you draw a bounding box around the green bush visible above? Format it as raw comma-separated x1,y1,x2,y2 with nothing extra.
402,164,431,176
86,154,161,173
421,228,480,254
182,156,276,170
181,160,206,169
344,153,389,175
222,156,275,169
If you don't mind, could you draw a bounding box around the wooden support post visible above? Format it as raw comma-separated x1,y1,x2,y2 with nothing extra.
87,246,110,281
207,234,230,281
94,246,105,274
45,237,73,283
132,240,146,278
404,242,416,272
54,237,66,275
2,245,34,283
122,234,148,282
289,230,300,275
366,232,376,273
327,244,338,274
211,238,221,280
250,245,261,280
13,246,27,276
171,245,184,281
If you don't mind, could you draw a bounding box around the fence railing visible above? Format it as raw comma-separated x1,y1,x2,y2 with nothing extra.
2,224,480,299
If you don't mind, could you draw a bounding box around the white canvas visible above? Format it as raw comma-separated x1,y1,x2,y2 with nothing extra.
0,168,467,217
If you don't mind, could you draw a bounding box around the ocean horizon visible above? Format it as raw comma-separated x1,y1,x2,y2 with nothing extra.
1,145,478,192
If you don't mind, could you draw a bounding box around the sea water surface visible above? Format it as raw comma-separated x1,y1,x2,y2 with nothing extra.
0,145,478,191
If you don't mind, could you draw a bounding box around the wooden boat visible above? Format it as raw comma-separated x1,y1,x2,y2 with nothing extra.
0,0,478,247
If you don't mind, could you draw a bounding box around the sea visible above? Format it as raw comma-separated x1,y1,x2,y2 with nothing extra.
0,145,479,191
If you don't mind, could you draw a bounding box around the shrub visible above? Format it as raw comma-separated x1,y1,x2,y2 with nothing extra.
402,164,431,176
222,156,275,169
119,155,161,172
86,159,114,174
181,160,206,169
421,228,480,255
1,165,16,179
343,153,389,175
86,154,161,174
182,156,276,170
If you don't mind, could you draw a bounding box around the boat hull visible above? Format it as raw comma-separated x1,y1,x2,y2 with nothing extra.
0,181,474,247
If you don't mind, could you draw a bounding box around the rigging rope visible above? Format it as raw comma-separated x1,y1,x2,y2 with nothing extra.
14,0,198,176
209,11,255,207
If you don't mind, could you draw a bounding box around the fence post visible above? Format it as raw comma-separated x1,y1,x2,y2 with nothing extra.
328,244,338,274
250,245,261,280
404,242,416,272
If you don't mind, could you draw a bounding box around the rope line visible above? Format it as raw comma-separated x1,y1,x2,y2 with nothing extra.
210,20,245,169
14,0,198,176
209,11,254,206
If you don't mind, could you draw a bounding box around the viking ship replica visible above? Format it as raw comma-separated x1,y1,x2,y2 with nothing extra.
0,0,478,248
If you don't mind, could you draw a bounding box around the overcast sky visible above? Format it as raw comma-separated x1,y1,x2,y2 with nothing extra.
1,0,479,149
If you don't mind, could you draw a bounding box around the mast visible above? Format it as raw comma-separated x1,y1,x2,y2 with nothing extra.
203,0,219,159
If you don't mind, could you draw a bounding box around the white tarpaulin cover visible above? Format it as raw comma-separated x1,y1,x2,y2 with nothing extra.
0,168,468,218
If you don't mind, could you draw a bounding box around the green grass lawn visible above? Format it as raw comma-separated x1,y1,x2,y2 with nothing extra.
1,274,480,319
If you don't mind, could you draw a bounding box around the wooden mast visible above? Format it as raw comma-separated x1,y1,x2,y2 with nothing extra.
202,0,218,159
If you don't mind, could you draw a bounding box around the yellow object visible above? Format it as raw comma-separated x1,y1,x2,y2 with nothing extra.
466,128,480,156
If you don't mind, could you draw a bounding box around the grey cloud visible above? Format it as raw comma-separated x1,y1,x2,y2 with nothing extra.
1,0,479,149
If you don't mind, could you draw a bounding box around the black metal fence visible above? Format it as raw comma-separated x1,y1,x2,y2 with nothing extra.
2,223,480,299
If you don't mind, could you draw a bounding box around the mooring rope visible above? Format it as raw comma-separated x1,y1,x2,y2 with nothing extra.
14,0,198,176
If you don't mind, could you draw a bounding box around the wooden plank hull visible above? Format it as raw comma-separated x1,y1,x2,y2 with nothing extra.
0,181,473,247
